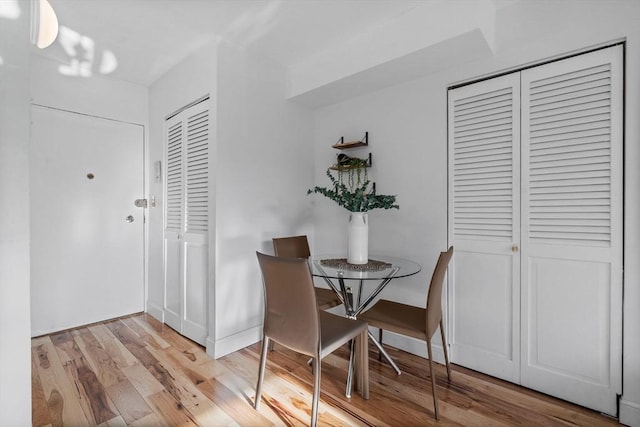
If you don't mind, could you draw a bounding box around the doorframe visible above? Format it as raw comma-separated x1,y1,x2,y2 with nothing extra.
31,103,149,322
161,95,212,348
445,42,626,413
448,38,626,90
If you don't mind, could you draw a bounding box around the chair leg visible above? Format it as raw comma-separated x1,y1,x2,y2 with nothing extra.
440,319,452,382
358,329,369,399
254,337,269,410
346,339,355,398
311,357,321,427
378,328,383,361
426,339,439,420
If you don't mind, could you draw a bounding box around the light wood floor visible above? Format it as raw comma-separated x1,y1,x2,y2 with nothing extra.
32,313,619,426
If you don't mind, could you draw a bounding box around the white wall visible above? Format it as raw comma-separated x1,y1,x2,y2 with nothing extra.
313,81,443,298
30,55,148,124
146,39,314,358
289,0,498,107
310,1,640,425
213,39,314,357
0,2,32,424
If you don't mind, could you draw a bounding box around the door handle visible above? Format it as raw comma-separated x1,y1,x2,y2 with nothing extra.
134,199,148,208
512,244,519,253
125,215,135,223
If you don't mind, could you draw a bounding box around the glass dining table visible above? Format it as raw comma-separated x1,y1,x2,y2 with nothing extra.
309,254,421,375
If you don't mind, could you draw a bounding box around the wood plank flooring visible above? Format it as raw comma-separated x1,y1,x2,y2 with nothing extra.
32,313,620,426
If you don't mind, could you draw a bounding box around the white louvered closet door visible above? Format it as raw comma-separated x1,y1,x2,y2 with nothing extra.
520,46,622,415
448,45,623,416
448,73,521,383
164,98,210,345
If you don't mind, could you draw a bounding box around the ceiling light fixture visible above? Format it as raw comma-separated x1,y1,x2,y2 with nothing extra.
30,0,58,49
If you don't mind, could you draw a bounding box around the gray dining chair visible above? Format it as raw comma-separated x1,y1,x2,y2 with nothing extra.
254,252,369,427
359,246,454,419
272,235,342,310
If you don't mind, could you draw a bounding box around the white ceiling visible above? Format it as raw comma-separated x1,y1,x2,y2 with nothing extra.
39,0,432,87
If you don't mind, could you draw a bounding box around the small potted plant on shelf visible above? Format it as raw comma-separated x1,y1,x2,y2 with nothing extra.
308,157,399,264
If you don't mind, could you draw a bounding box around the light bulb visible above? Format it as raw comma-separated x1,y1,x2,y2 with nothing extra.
36,0,59,49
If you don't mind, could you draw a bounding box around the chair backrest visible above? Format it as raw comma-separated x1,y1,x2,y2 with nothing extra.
256,252,319,357
425,246,454,337
272,235,311,259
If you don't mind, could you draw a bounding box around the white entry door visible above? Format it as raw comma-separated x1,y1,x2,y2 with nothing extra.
30,105,145,336
448,45,623,415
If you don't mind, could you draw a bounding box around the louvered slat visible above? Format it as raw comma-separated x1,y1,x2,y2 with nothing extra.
185,109,209,233
452,86,514,240
166,121,183,231
527,64,612,244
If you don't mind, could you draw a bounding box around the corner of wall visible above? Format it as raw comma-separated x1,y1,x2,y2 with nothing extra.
620,399,640,427
146,301,164,323
212,326,262,359
0,2,33,424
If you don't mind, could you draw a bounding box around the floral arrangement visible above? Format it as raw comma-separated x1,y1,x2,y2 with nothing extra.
307,158,399,212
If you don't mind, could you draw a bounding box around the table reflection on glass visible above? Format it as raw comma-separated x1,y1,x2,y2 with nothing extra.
309,255,421,374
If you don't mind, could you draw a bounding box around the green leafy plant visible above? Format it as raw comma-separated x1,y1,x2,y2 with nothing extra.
336,154,369,188
307,168,399,212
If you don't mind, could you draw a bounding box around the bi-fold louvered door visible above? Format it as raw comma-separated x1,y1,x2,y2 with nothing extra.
448,45,622,415
447,73,522,384
164,98,210,345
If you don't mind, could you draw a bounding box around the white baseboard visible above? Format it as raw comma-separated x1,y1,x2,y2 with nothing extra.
146,302,164,322
205,336,216,358
370,326,446,365
207,325,440,364
31,308,145,337
211,325,262,359
620,399,640,427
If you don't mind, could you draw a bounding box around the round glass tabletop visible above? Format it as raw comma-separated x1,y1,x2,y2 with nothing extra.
309,254,421,280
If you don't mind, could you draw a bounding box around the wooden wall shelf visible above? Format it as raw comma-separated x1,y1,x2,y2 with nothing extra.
331,132,369,150
329,152,372,170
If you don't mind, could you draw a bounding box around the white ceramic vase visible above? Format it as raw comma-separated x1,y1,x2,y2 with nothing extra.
347,211,368,264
